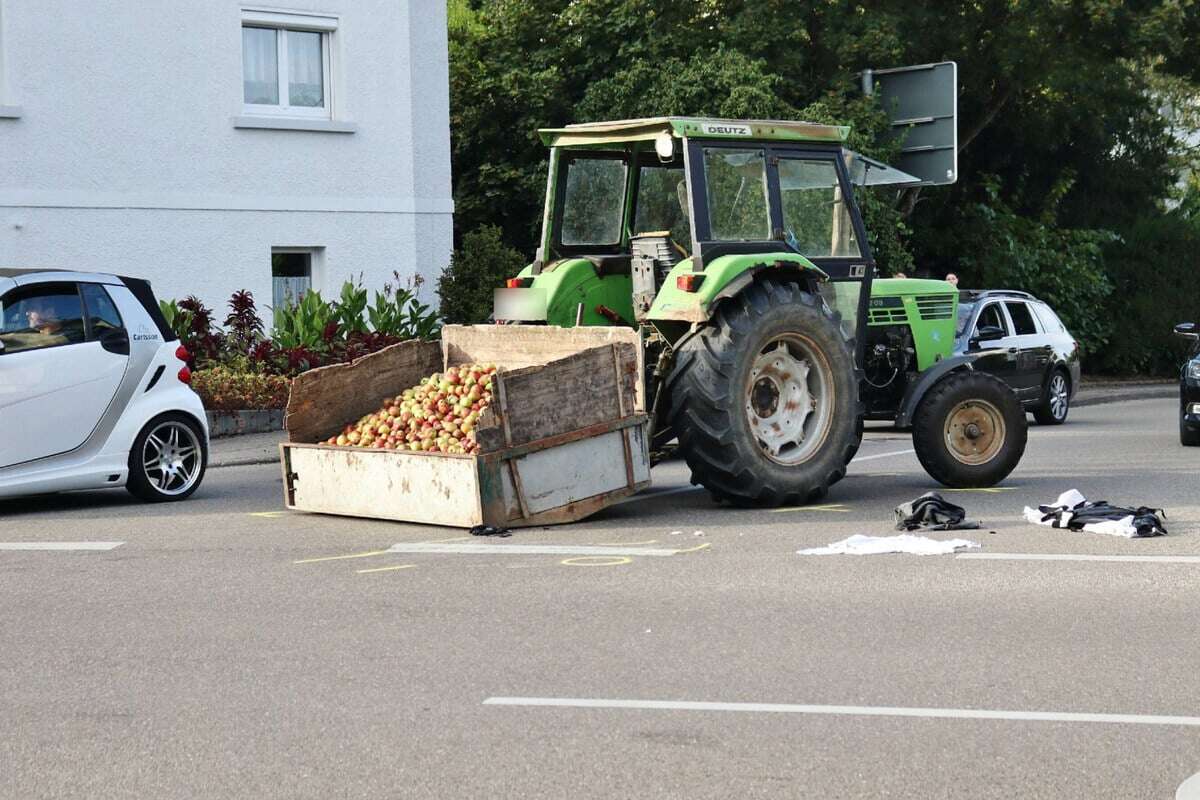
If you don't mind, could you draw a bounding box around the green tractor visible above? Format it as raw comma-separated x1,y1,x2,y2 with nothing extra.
495,117,1026,505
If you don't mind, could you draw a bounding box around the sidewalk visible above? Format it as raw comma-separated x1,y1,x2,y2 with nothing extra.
209,430,288,468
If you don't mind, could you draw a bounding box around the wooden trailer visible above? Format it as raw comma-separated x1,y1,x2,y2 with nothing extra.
278,325,651,528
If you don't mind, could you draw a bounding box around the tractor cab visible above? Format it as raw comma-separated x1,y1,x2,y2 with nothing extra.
501,117,918,354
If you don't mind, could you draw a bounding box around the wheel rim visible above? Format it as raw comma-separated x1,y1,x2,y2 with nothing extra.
943,399,1006,465
1049,374,1068,420
141,421,202,496
744,334,835,465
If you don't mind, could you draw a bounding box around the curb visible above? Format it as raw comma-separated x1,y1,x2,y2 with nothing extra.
1074,386,1176,408
206,409,285,438
210,456,279,469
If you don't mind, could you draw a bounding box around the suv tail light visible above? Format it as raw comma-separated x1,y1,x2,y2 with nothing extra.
177,366,192,384
175,345,190,362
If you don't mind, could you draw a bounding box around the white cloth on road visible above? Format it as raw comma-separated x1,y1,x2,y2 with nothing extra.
798,534,981,556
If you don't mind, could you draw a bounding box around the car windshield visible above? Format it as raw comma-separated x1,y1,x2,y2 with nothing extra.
956,301,977,337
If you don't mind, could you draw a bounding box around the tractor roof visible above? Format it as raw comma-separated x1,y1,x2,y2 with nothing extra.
538,117,850,148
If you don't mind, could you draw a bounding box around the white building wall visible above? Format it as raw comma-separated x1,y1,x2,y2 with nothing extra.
0,0,452,314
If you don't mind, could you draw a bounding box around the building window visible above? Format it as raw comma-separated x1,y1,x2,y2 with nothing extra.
241,11,336,119
271,248,320,309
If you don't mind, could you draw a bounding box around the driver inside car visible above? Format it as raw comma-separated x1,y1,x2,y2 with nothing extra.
1,296,77,352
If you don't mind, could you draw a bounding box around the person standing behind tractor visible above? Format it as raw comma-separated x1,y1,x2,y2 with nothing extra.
945,272,959,287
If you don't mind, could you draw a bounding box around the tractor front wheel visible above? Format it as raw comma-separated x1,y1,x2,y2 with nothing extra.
665,281,861,506
911,371,1027,487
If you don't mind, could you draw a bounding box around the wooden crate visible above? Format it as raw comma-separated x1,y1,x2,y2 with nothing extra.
279,325,650,528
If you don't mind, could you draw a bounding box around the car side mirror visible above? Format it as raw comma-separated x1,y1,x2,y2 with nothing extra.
99,327,130,355
971,325,1006,347
1174,322,1199,341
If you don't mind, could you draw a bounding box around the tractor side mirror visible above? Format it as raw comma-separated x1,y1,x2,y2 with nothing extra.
1174,322,1199,341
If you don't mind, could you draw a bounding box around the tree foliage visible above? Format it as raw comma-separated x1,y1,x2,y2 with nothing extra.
438,224,528,324
448,0,1200,374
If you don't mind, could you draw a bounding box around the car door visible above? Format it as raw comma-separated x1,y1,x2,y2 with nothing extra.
1002,300,1047,399
0,282,129,468
967,301,1019,387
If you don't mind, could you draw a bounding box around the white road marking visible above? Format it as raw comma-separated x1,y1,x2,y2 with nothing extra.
957,553,1200,564
0,542,124,551
483,696,1200,727
387,543,681,557
852,448,916,462
1178,771,1200,800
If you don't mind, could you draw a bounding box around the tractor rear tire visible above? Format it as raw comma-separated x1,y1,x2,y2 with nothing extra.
912,371,1027,488
665,280,861,507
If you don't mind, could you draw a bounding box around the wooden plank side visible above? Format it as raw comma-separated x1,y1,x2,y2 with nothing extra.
627,423,651,485
511,429,633,515
497,342,638,447
284,444,484,527
443,324,640,371
285,340,443,443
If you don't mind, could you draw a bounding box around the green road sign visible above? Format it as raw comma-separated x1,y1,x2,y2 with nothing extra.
862,61,958,186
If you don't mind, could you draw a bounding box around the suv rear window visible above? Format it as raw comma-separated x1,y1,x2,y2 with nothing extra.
1032,302,1067,334
1005,301,1038,336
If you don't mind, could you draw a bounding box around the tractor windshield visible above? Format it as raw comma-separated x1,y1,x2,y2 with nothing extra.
778,159,862,258
702,148,772,241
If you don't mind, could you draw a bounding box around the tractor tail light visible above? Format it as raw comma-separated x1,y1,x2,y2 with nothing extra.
676,274,705,292
177,366,192,384
506,277,532,289
175,345,190,362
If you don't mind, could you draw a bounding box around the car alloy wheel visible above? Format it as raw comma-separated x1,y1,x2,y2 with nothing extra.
140,420,203,496
1048,373,1069,421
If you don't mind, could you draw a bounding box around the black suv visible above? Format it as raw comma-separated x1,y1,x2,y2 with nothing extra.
1175,322,1200,446
954,290,1082,425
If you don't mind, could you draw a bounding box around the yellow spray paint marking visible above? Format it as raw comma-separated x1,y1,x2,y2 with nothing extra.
594,539,659,546
769,504,851,514
941,487,1017,494
356,564,417,575
673,542,711,554
292,549,390,565
250,511,288,519
561,556,632,567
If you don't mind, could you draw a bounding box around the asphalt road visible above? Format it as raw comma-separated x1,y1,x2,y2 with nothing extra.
2,398,1198,799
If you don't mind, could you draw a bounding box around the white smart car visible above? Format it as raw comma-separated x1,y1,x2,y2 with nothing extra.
0,269,208,502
